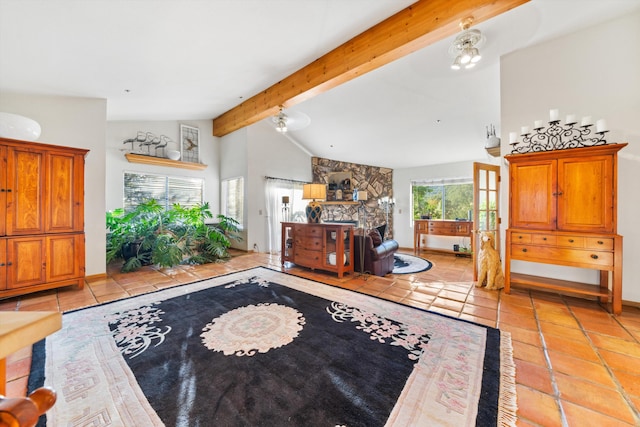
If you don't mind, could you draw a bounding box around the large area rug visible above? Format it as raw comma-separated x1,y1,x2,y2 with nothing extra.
393,253,432,274
29,267,515,427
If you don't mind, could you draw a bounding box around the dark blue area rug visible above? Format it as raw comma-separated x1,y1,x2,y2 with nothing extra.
393,253,432,274
29,267,516,426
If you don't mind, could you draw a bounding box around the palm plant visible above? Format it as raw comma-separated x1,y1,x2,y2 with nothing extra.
106,199,240,272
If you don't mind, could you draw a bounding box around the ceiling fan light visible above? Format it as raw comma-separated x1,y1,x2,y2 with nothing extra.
273,107,289,133
451,56,462,70
275,118,287,132
465,62,476,69
470,48,481,63
460,51,472,64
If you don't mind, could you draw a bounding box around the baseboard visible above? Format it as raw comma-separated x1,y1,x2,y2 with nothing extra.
85,273,108,281
623,299,640,309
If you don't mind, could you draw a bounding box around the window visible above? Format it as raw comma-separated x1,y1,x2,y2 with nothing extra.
411,179,473,221
222,177,244,228
124,172,204,211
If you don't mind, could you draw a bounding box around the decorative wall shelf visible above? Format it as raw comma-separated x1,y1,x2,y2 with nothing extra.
125,153,207,170
320,201,359,205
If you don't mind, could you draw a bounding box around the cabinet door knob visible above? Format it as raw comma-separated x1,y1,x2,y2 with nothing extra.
597,241,604,245
0,189,4,192
0,263,5,266
542,237,547,241
591,254,599,259
568,239,574,243
518,236,523,239
6,262,12,266
522,248,527,253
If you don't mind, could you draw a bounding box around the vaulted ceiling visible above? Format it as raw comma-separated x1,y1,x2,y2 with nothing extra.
1,0,638,168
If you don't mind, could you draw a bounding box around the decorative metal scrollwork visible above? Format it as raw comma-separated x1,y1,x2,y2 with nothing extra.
510,120,608,154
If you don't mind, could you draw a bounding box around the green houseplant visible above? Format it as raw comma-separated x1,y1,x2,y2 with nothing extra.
106,199,241,272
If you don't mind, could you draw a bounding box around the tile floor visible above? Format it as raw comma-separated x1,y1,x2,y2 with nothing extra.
2,250,640,426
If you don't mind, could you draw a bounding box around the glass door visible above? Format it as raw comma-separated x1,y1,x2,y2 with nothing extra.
473,163,501,280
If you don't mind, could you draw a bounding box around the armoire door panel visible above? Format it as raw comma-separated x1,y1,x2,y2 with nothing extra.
0,240,6,290
46,152,82,233
46,234,84,282
6,237,46,289
6,148,45,235
509,160,556,230
557,155,613,232
0,146,6,237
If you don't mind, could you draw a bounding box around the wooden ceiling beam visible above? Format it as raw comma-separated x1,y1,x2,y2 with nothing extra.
212,0,529,137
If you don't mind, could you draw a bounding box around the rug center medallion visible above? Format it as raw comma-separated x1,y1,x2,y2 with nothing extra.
201,303,306,356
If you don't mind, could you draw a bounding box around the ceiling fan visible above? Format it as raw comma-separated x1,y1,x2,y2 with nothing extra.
271,107,311,133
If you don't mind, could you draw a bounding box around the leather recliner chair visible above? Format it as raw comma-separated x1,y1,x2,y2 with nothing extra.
353,234,399,276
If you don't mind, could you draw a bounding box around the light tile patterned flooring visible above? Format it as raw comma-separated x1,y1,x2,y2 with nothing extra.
2,250,640,426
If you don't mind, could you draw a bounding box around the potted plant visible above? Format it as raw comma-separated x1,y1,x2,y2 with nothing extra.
106,199,241,272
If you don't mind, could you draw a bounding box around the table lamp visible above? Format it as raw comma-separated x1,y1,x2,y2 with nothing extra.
302,183,326,223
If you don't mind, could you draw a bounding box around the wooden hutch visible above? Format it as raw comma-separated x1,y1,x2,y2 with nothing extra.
504,143,626,314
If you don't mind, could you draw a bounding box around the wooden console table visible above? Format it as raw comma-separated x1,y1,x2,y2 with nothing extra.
281,222,354,277
414,219,473,255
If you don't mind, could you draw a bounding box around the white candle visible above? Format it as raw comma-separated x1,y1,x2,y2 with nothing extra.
596,119,608,133
550,109,559,121
509,132,518,144
521,126,530,135
581,116,592,126
534,120,544,129
566,114,576,124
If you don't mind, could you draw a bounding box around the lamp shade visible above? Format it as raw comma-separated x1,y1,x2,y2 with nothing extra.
302,183,326,201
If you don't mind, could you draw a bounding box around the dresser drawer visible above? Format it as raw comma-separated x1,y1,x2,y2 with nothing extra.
511,244,614,267
294,236,322,251
511,233,532,244
294,225,323,238
586,237,614,251
294,248,323,266
532,234,556,245
556,235,585,248
428,222,470,236
415,221,429,232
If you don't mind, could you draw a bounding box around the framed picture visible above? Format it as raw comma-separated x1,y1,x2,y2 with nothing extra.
180,124,200,163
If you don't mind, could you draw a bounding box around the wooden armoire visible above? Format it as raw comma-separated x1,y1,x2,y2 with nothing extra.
504,143,626,314
0,137,88,299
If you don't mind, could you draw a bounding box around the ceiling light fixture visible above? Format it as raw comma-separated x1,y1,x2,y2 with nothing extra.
449,17,484,71
273,106,288,133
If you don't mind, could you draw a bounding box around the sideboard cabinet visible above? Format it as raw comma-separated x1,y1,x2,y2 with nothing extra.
0,138,88,298
414,219,473,255
281,222,354,278
505,143,626,314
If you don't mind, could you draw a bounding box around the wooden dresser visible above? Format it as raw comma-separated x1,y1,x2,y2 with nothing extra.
281,222,354,277
504,143,626,314
414,219,473,255
1,137,88,299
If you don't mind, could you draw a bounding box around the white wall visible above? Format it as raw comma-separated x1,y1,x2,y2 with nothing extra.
220,127,249,250
105,120,220,212
247,121,312,253
0,92,107,277
219,120,312,252
501,11,640,302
